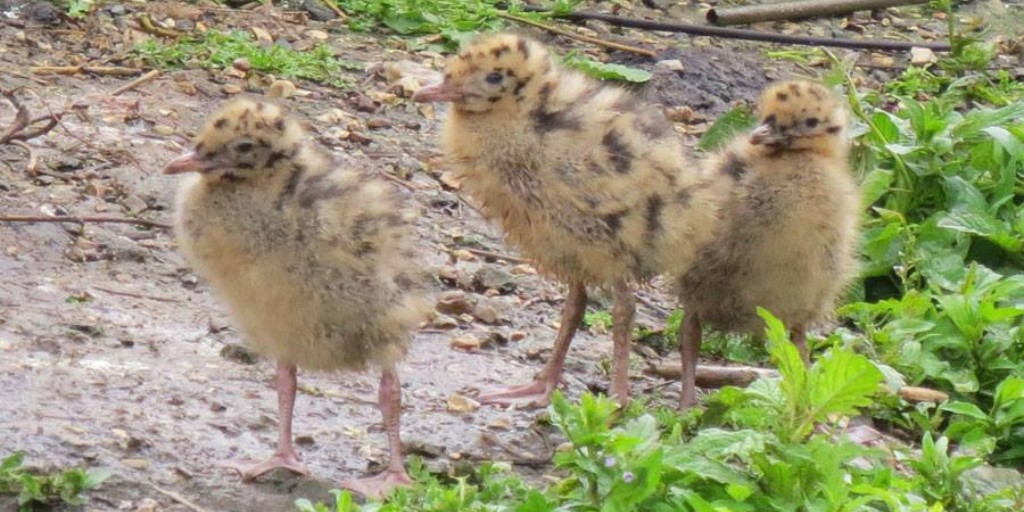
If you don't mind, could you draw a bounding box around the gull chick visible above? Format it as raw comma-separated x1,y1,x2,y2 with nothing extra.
414,33,719,407
672,79,860,408
163,98,428,498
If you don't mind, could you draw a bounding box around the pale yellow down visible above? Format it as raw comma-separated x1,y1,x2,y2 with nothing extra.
438,32,722,287
173,98,429,372
675,80,860,334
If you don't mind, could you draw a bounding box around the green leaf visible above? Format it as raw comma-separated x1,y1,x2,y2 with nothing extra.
807,349,884,420
561,54,652,83
698,104,756,152
940,401,990,421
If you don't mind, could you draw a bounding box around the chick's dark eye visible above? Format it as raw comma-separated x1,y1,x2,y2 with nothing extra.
235,141,254,153
485,72,503,85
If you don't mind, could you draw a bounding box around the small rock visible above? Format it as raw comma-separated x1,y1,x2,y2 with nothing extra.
152,124,176,136
222,84,243,94
473,267,517,294
367,90,399,105
296,435,315,446
451,249,476,262
472,302,502,324
133,498,162,512
431,314,459,329
910,47,937,66
209,402,226,413
435,291,475,316
347,131,372,144
268,79,297,99
666,105,703,123
232,57,251,72
122,195,149,215
122,458,150,469
366,117,391,129
447,393,480,412
654,59,684,72
510,331,527,342
450,334,484,351
251,27,273,43
487,416,513,430
305,29,329,41
349,94,378,113
437,265,458,285
220,343,258,365
509,264,536,275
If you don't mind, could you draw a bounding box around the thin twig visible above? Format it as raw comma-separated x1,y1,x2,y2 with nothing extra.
10,141,37,174
380,170,419,191
0,88,30,144
321,0,347,19
0,215,171,229
138,13,184,37
513,6,951,52
461,247,531,264
31,65,143,77
0,67,51,85
110,69,161,96
498,12,657,58
149,486,210,512
92,286,183,304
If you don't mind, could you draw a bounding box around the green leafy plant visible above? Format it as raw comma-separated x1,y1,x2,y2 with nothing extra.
561,51,652,83
338,0,507,49
134,30,361,87
0,453,110,512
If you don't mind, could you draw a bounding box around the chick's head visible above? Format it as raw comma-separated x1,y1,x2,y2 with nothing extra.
412,32,552,113
749,80,848,153
163,98,306,179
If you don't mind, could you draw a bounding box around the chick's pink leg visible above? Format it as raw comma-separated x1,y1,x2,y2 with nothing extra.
478,281,588,408
219,361,310,480
341,364,412,499
610,279,636,406
678,312,702,410
791,326,810,366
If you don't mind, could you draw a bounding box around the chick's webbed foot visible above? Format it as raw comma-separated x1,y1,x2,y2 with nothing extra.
217,451,310,481
340,467,413,500
477,378,561,408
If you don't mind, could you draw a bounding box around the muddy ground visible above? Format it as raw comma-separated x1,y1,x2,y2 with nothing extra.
0,1,1019,511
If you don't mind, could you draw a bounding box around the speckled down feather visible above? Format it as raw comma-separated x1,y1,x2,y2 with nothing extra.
437,33,721,286
675,80,860,334
173,98,428,371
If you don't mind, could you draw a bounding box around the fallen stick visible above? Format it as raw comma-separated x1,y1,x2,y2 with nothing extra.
461,246,531,264
647,361,778,387
898,385,949,403
0,215,171,229
110,69,161,96
10,140,38,174
92,286,183,304
138,13,184,37
322,0,347,19
31,66,143,77
0,89,30,144
498,12,658,58
0,89,63,144
647,361,951,402
512,6,950,52
707,0,930,26
150,486,210,512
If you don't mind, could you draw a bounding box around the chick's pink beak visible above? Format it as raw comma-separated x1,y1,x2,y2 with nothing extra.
162,150,208,175
412,82,463,103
